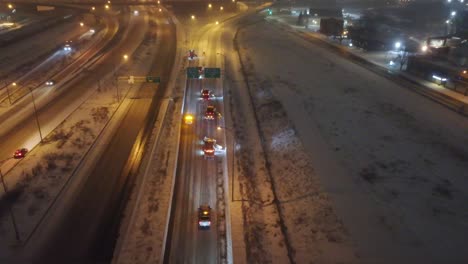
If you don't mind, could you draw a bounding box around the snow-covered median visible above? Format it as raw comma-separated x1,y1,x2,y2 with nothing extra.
226,16,360,263
235,16,468,263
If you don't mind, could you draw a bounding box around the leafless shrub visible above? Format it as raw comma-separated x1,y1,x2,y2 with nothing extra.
27,203,39,216
44,129,73,148
360,167,378,184
432,182,453,200
31,162,44,177
43,152,75,171
33,187,47,200
47,160,57,171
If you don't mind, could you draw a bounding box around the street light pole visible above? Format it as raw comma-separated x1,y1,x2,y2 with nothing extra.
0,169,20,242
29,88,43,142
113,61,120,102
4,81,12,105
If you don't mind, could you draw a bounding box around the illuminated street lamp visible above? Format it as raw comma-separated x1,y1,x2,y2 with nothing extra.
157,0,160,4
215,21,219,25
451,11,456,16
220,6,224,10
8,4,13,9
394,41,402,49
91,6,95,11
159,8,162,12
123,54,129,60
80,22,84,27
208,3,212,8
105,4,110,10
107,0,111,4
27,86,43,142
421,45,428,52
191,15,196,20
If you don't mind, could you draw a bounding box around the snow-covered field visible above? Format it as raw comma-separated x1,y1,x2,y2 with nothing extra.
225,16,358,263
231,14,468,263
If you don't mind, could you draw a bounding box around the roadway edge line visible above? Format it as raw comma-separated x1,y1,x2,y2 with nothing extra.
112,97,171,263
157,8,187,264
218,38,234,264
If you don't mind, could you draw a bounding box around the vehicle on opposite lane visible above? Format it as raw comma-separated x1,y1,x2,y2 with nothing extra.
64,40,72,51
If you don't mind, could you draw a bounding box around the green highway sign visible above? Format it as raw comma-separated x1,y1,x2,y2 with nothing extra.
146,76,161,83
204,68,221,78
187,67,200,79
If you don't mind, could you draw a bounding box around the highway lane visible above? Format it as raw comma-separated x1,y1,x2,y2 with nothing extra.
26,6,177,263
0,13,80,83
166,16,227,264
0,13,122,166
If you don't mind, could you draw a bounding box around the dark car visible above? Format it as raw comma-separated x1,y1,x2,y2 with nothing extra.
203,137,216,158
204,105,216,120
13,148,28,159
198,205,211,229
201,89,214,100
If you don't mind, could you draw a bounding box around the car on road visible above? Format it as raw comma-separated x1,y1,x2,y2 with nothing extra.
184,114,194,125
13,148,28,159
201,89,214,100
45,80,55,86
198,205,211,229
203,137,216,158
64,41,72,51
188,49,197,60
204,105,218,120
